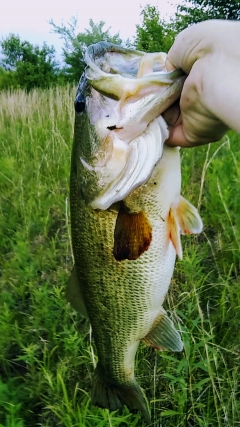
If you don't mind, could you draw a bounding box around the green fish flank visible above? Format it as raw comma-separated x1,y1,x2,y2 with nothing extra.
67,41,203,422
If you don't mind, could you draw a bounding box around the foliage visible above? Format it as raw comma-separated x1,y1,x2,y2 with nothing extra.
50,17,122,83
175,0,240,32
0,86,239,426
135,5,175,53
0,34,64,91
0,67,17,91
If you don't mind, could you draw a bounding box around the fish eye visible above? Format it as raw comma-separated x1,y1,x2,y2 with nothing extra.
75,93,85,114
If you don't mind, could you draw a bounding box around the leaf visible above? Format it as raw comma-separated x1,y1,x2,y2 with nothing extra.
161,410,180,416
191,378,211,391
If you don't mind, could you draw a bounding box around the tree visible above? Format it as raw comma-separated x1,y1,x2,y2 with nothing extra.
135,5,176,53
175,0,240,32
50,17,122,83
0,67,16,91
0,34,60,91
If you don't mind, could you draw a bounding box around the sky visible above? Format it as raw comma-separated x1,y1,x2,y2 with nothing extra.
0,0,181,61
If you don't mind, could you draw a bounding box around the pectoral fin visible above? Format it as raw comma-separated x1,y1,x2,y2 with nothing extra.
176,196,203,235
167,207,183,259
113,204,152,261
66,265,88,318
143,313,183,352
167,196,203,259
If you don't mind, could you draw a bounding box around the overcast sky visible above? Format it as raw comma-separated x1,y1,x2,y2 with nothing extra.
0,0,181,59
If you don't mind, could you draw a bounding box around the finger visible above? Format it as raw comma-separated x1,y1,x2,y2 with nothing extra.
167,21,213,74
165,122,226,148
168,21,240,74
165,124,193,147
165,124,211,148
162,101,182,127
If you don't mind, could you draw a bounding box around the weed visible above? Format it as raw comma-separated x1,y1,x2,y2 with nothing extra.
0,88,239,426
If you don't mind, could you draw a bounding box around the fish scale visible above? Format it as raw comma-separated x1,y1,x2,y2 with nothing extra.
67,41,203,423
71,139,178,382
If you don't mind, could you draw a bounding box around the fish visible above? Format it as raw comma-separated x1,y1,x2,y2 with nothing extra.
66,41,203,423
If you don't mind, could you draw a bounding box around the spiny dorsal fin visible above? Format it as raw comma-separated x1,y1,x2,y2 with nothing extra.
113,204,152,261
65,265,88,318
143,313,183,352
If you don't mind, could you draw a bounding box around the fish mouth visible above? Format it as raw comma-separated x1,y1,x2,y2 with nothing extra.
78,42,186,210
84,42,185,144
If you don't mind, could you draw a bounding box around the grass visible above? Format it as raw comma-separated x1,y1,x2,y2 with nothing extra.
0,86,239,427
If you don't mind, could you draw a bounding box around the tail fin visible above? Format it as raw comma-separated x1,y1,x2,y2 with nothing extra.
91,366,150,423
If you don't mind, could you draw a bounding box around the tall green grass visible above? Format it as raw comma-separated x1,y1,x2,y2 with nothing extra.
0,87,239,426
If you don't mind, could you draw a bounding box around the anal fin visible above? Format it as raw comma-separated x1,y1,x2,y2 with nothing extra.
143,313,183,352
113,204,152,261
65,265,88,318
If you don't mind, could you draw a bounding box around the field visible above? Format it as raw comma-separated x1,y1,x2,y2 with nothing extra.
0,86,239,427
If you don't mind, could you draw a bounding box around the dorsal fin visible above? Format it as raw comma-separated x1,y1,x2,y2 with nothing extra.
65,266,88,318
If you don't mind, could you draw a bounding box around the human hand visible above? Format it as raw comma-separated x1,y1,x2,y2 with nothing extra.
163,20,240,147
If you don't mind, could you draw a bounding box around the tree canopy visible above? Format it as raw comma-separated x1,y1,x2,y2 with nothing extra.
0,34,62,91
1,2,240,91
50,17,122,83
176,0,240,31
135,5,175,53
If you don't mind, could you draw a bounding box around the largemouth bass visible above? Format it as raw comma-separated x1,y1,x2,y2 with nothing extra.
67,42,203,423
